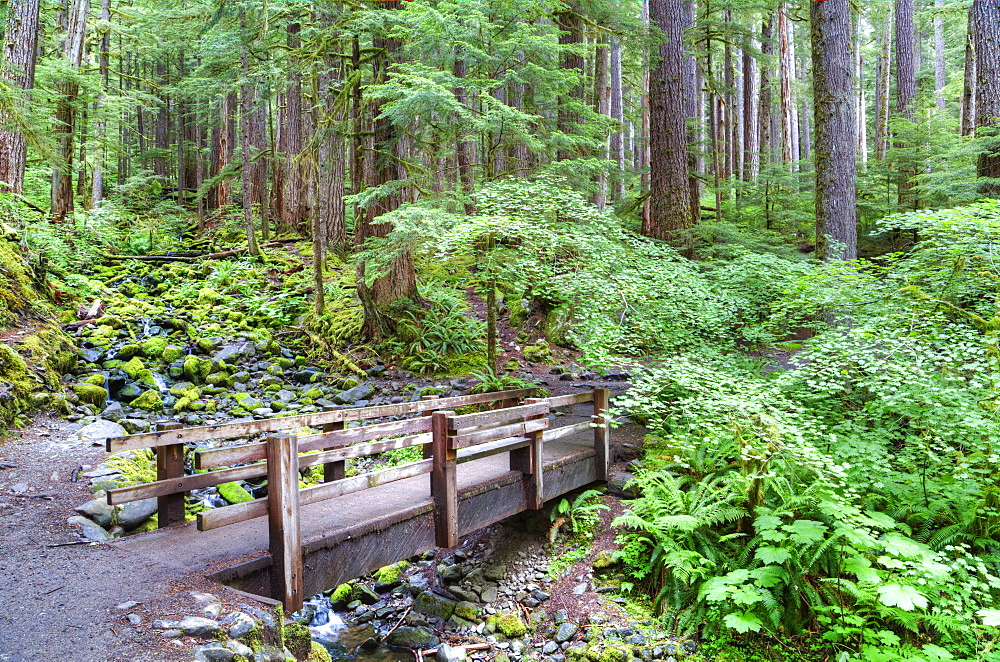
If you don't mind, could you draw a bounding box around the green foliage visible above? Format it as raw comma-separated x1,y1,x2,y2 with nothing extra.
550,489,609,538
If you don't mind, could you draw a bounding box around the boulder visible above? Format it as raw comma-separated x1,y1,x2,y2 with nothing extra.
334,383,374,405
118,498,157,530
70,419,126,445
66,515,113,542
152,615,220,637
74,492,115,527
413,591,457,621
386,626,439,650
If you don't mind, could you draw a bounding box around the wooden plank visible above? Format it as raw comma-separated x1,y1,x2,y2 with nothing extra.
526,402,546,510
448,402,549,431
542,420,595,443
322,405,346,483
155,422,186,528
421,395,439,460
546,392,596,408
197,459,434,531
299,433,431,467
450,418,549,450
456,437,530,463
593,388,610,481
108,462,265,505
266,434,303,613
431,411,458,548
195,417,432,470
107,389,536,452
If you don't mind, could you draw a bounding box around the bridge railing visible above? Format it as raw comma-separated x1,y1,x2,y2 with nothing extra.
103,386,610,611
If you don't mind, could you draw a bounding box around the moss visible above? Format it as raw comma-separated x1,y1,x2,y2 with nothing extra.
116,343,140,360
140,337,168,359
131,390,163,411
523,340,553,365
544,305,577,348
218,481,254,504
494,612,528,638
509,298,530,327
373,561,409,586
329,582,353,605
83,373,106,386
71,383,108,406
284,619,316,660
133,369,160,389
503,358,520,371
307,640,333,662
161,345,184,362
598,645,630,662
196,337,216,353
198,287,221,305
206,372,230,387
302,387,323,399
122,356,145,378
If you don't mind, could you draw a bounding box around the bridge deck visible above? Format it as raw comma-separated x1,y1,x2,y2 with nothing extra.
116,404,600,602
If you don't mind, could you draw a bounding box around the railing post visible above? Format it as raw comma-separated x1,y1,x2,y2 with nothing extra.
500,385,520,410
517,398,546,510
431,411,458,548
266,433,303,613
155,422,186,528
421,395,440,461
321,405,346,482
593,388,611,482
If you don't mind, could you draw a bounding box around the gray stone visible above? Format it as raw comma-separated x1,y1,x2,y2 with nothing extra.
542,642,560,655
194,645,236,662
484,564,506,581
152,615,220,637
386,626,440,649
607,471,637,498
554,623,578,643
71,419,126,446
275,389,297,402
228,612,257,639
436,643,468,662
226,641,254,659
335,383,374,404
627,635,647,646
67,515,113,541
127,614,142,625
118,498,157,530
100,401,126,421
480,585,499,603
74,492,115,527
439,564,464,582
213,342,254,362
413,591,457,620
553,610,569,625
355,584,380,605
449,586,480,604
115,601,140,610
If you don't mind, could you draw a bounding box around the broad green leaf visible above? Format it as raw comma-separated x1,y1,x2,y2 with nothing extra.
756,545,792,565
920,644,954,659
880,533,925,559
978,609,1000,626
782,519,828,545
749,565,789,588
753,514,783,531
844,556,881,584
876,583,928,611
723,611,763,634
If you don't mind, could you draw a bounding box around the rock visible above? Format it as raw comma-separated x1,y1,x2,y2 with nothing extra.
194,645,235,662
480,585,500,603
454,601,479,622
449,586,480,604
75,492,115,527
70,419,126,446
335,383,374,405
226,641,254,659
355,584,380,605
607,471,637,499
543,642,561,655
592,550,619,569
484,564,506,581
555,623,579,643
127,613,142,625
100,401,125,421
152,615,220,637
118,498,157,530
439,564,464,582
386,626,440,649
413,591,457,620
67,515,113,541
228,612,257,639
117,383,144,403
437,644,467,662
130,389,163,411
292,368,324,384
275,389,296,402
523,340,552,364
72,383,108,406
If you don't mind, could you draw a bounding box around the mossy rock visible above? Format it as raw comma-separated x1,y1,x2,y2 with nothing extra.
116,343,140,360
218,481,254,504
597,645,631,662
283,622,313,661
122,356,145,378
493,612,528,638
133,369,160,390
302,387,323,399
592,550,619,569
195,337,216,353
131,390,163,411
197,288,221,305
169,381,196,397
509,298,531,327
373,561,408,587
83,373,106,386
503,358,520,371
140,338,168,359
205,372,230,387
523,340,553,365
71,383,108,407
328,583,353,608
544,305,577,349
161,345,184,363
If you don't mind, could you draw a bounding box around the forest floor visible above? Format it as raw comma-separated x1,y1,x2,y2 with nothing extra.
0,376,643,662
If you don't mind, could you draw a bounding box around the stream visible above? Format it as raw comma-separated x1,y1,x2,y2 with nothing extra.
304,596,415,662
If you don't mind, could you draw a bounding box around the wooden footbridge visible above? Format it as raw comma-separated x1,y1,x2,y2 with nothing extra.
104,388,611,612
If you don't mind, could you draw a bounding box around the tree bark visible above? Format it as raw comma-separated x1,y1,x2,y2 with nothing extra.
742,37,759,181
812,0,857,261
759,15,776,166
239,11,262,259
555,3,583,161
646,0,693,239
0,0,41,195
961,8,977,137
683,0,700,220
593,33,609,209
778,3,793,166
49,0,90,223
875,9,892,158
933,0,946,113
454,52,476,215
973,0,1000,194
895,0,916,208
609,36,625,201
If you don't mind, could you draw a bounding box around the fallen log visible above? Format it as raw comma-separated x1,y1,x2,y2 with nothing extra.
62,316,110,330
105,255,197,263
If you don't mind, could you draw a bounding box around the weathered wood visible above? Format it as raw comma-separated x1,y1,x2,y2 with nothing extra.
543,420,595,443
155,422,186,528
195,417,432,470
593,388,611,481
266,433,303,612
109,388,536,452
524,399,546,510
198,458,434,531
421,395,439,460
546,392,595,407
431,411,458,548
456,437,530,463
322,406,346,483
448,402,549,431
449,418,549,450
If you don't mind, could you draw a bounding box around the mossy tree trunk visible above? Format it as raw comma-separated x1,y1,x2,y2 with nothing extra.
0,0,40,196
973,0,1000,196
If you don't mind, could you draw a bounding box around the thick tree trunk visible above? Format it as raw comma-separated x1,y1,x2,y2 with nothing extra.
214,93,237,208
683,0,700,220
593,34,609,209
933,0,946,113
555,4,583,161
239,12,262,259
973,0,1000,194
778,3,793,166
895,0,916,208
812,0,857,261
609,36,625,201
856,16,867,163
454,53,476,214
646,0,693,239
0,0,41,195
759,15,775,166
742,39,759,181
90,0,110,208
962,8,977,137
49,0,89,223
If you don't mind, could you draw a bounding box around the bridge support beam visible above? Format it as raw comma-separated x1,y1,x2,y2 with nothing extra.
594,388,611,481
266,433,303,613
155,422,186,528
431,411,458,548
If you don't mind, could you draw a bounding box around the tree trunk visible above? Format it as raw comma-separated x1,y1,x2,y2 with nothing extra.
0,0,41,195
812,0,857,261
90,0,110,208
875,9,892,158
49,0,89,223
454,52,476,215
555,4,583,161
973,0,1000,195
646,0,693,239
215,93,236,208
961,8,977,137
895,0,916,208
239,11,262,259
933,0,946,113
609,36,625,201
759,15,775,166
742,38,759,181
683,0,700,220
856,16,868,163
778,3,793,166
593,33,609,209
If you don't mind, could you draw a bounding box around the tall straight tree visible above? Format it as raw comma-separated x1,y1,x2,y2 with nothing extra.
961,9,976,137
49,0,90,222
973,0,1000,194
646,0,693,239
811,0,857,260
0,0,40,195
894,0,916,207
